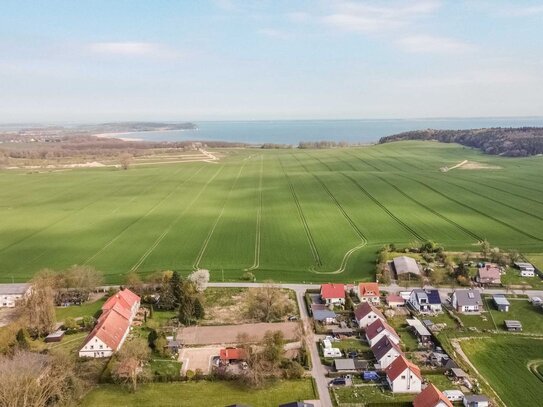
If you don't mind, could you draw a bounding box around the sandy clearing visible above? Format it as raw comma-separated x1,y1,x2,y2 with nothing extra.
178,322,301,345
459,161,502,170
179,346,221,375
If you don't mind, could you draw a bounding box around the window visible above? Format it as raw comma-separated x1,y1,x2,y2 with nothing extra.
401,375,406,379
99,345,103,349
90,345,94,349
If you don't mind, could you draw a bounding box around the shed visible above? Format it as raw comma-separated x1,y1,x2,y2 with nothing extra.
463,394,489,407
493,294,510,312
393,256,421,277
504,320,522,332
311,304,337,324
443,389,464,402
334,358,356,371
406,318,432,343
450,368,468,379
44,330,65,343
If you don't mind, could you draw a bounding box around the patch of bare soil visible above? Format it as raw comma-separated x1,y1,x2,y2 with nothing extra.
203,293,251,325
458,161,502,170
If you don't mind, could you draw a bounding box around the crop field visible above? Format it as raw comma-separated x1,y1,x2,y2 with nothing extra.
462,337,543,407
1,141,543,284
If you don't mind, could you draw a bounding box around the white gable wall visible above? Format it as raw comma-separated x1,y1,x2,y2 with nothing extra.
387,367,422,393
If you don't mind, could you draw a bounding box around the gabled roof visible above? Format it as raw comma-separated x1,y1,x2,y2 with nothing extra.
413,384,453,407
110,301,133,320
366,318,398,341
393,256,421,275
386,355,421,381
386,294,405,304
320,283,345,299
354,302,385,322
311,304,337,321
412,289,441,305
453,289,482,307
220,348,246,361
478,265,501,279
0,283,31,295
81,308,130,351
118,288,140,307
359,282,380,297
371,335,402,361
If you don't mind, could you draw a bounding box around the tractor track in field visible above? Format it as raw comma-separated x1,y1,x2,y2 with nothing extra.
451,174,543,206
303,152,334,172
424,173,543,224
364,149,407,172
279,158,322,267
375,174,483,241
295,153,369,274
344,150,382,172
83,166,205,265
247,155,264,271
130,165,224,273
193,163,247,269
400,174,543,242
341,172,426,242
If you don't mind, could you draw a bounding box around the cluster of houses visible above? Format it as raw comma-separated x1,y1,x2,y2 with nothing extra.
317,282,492,406
78,288,141,358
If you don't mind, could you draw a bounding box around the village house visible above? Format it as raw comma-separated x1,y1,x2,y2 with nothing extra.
320,283,345,306
408,289,442,314
413,383,453,407
493,294,510,312
514,261,535,277
451,289,483,313
371,335,402,370
393,256,422,279
386,294,405,308
311,304,338,325
79,288,140,358
354,302,385,329
0,283,31,307
356,282,380,305
385,355,422,393
365,318,400,347
477,264,501,285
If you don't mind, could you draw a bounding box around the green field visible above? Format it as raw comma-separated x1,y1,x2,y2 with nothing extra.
2,141,543,284
81,380,316,407
462,337,543,407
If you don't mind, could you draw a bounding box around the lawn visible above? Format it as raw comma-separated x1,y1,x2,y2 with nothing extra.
55,297,106,321
1,142,543,284
149,359,181,378
333,384,414,406
80,380,316,407
484,296,543,333
462,336,543,407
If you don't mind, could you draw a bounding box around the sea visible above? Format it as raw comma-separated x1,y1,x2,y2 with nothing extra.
114,117,543,145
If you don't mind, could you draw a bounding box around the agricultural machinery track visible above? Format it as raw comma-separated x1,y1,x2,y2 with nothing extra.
247,155,264,271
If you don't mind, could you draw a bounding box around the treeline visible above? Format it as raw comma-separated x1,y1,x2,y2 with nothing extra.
298,140,362,149
379,127,543,156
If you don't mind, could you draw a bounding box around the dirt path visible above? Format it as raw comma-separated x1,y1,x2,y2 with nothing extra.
441,160,468,172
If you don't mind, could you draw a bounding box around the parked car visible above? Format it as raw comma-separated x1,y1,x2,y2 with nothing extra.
329,378,347,387
288,315,298,321
347,351,358,358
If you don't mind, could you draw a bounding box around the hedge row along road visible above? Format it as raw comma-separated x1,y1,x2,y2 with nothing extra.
1,141,543,284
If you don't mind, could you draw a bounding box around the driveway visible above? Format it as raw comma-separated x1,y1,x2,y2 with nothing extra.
179,346,221,375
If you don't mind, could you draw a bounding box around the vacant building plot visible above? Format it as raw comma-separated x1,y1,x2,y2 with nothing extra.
178,346,221,375
178,322,300,345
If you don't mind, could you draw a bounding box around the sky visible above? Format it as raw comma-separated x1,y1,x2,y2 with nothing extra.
1,0,543,122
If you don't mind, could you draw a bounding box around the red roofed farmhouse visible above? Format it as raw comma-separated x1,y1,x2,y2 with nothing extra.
79,288,140,358
385,355,422,393
413,383,453,407
320,283,345,305
357,282,380,304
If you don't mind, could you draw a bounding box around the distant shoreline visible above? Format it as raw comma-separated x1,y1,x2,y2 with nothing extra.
94,132,144,142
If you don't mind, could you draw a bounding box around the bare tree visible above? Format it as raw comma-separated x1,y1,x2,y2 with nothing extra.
111,338,151,392
244,282,295,322
25,273,56,337
188,269,210,292
119,153,134,170
63,265,104,291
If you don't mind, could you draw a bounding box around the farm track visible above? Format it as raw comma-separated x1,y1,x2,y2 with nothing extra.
279,158,322,267
375,174,483,241
341,172,426,242
401,174,543,242
297,153,368,274
425,174,543,223
193,163,247,269
83,166,204,265
129,166,224,272
344,150,382,172
247,155,264,271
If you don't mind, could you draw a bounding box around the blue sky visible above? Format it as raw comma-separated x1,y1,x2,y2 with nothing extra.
1,0,542,122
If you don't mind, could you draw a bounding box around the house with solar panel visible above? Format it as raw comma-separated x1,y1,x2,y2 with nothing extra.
408,289,442,314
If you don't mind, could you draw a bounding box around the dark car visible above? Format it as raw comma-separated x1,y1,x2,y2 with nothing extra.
329,378,347,387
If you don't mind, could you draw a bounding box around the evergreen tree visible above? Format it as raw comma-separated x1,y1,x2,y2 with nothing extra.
193,297,205,320
170,271,183,307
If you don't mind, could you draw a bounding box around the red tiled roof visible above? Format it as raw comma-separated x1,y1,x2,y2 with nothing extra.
478,265,501,279
118,288,140,307
359,282,380,297
102,293,131,313
81,308,130,351
220,348,246,361
354,302,385,322
386,355,422,381
413,384,453,407
366,318,398,341
110,301,133,321
386,294,405,304
320,283,345,299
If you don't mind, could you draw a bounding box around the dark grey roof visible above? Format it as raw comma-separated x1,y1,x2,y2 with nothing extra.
371,335,401,361
464,395,489,402
0,283,30,295
334,358,356,370
393,256,421,275
493,294,510,306
454,289,482,307
311,304,337,321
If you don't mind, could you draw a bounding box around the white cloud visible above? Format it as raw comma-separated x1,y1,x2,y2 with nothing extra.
257,28,289,39
397,35,475,54
88,42,177,58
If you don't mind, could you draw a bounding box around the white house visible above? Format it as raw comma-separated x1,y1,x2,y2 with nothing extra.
79,288,140,358
413,384,453,407
371,335,402,370
365,319,400,347
451,289,483,313
354,302,385,329
408,289,442,314
356,282,380,305
385,355,422,393
0,283,31,307
320,283,345,305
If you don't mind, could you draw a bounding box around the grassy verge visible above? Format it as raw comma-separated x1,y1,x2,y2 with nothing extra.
55,297,106,321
